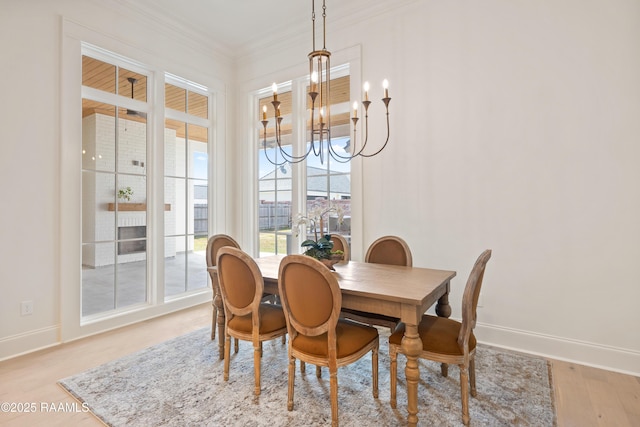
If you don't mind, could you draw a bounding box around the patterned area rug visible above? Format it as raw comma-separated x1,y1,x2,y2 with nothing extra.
59,327,556,426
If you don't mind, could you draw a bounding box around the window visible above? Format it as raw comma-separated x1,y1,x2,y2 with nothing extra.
80,48,213,319
81,55,149,317
164,79,211,297
257,67,351,256
258,84,293,255
304,74,351,239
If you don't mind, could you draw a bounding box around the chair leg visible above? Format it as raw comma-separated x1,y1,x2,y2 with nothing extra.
211,301,216,340
459,364,470,426
389,345,397,408
372,347,379,399
234,337,239,354
223,334,231,381
329,365,339,427
300,361,306,374
287,356,295,411
469,358,477,397
254,343,261,395
441,362,449,377
316,365,322,378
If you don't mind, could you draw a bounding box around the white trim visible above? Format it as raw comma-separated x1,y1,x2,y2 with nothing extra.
476,322,640,377
0,297,212,362
0,326,59,362
60,18,220,344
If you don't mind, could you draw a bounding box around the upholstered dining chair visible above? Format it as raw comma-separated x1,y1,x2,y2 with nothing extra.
206,234,242,341
341,235,413,331
278,255,379,427
329,234,350,264
216,246,288,395
365,235,413,267
389,249,492,426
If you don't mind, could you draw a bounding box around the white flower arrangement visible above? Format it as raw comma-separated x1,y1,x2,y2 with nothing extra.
117,186,134,201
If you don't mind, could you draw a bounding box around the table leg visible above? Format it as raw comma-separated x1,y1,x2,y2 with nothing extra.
401,323,423,426
435,286,451,376
435,288,451,318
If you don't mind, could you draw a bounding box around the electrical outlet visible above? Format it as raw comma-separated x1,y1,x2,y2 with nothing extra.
21,300,34,316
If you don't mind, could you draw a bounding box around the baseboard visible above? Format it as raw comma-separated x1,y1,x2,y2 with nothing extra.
475,322,640,377
0,326,59,362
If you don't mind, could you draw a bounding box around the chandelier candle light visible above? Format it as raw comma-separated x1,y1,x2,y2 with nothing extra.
261,0,392,165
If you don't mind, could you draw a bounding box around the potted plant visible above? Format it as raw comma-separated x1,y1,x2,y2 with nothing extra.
292,202,345,269
118,186,134,202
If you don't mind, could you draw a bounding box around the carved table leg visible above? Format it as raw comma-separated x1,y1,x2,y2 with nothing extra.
435,288,452,377
401,323,423,427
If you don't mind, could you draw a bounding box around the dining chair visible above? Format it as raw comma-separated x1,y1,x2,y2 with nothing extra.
278,255,379,427
388,249,492,426
206,234,241,341
216,246,288,395
341,235,413,331
365,235,413,267
329,234,350,264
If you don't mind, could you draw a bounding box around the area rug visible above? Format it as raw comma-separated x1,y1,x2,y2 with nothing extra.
59,327,556,426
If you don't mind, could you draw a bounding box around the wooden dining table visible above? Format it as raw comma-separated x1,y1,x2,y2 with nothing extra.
209,255,456,427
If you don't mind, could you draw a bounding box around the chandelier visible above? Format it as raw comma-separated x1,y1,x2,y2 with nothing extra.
260,0,391,165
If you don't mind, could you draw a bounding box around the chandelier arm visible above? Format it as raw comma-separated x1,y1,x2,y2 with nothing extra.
265,115,312,164
275,133,315,163
263,143,289,166
272,106,316,163
262,123,289,167
348,103,370,157
355,101,391,158
326,141,354,163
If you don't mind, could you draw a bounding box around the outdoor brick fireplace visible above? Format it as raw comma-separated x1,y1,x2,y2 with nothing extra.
117,225,147,255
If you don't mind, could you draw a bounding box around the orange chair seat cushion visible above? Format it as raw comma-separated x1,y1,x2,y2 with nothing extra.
389,315,476,356
227,304,287,334
292,319,378,358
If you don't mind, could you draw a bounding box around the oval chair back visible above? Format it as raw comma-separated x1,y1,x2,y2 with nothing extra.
458,249,492,350
278,255,379,426
330,234,350,264
206,234,241,342
206,234,241,268
216,246,287,396
365,235,412,267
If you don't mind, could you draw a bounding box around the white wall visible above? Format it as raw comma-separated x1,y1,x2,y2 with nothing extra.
1,0,638,375
236,0,640,374
0,0,234,359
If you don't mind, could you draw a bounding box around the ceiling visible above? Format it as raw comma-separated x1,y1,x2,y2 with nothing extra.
117,0,403,57
83,0,407,140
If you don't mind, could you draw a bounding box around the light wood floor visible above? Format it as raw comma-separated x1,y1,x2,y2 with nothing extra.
0,303,638,426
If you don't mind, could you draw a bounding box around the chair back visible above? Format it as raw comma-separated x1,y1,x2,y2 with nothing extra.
330,234,350,263
458,249,492,350
278,255,341,340
365,235,413,267
206,234,241,268
216,247,264,323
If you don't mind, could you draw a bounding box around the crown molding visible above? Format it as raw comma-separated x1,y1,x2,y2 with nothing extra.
111,0,421,62
111,0,235,60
